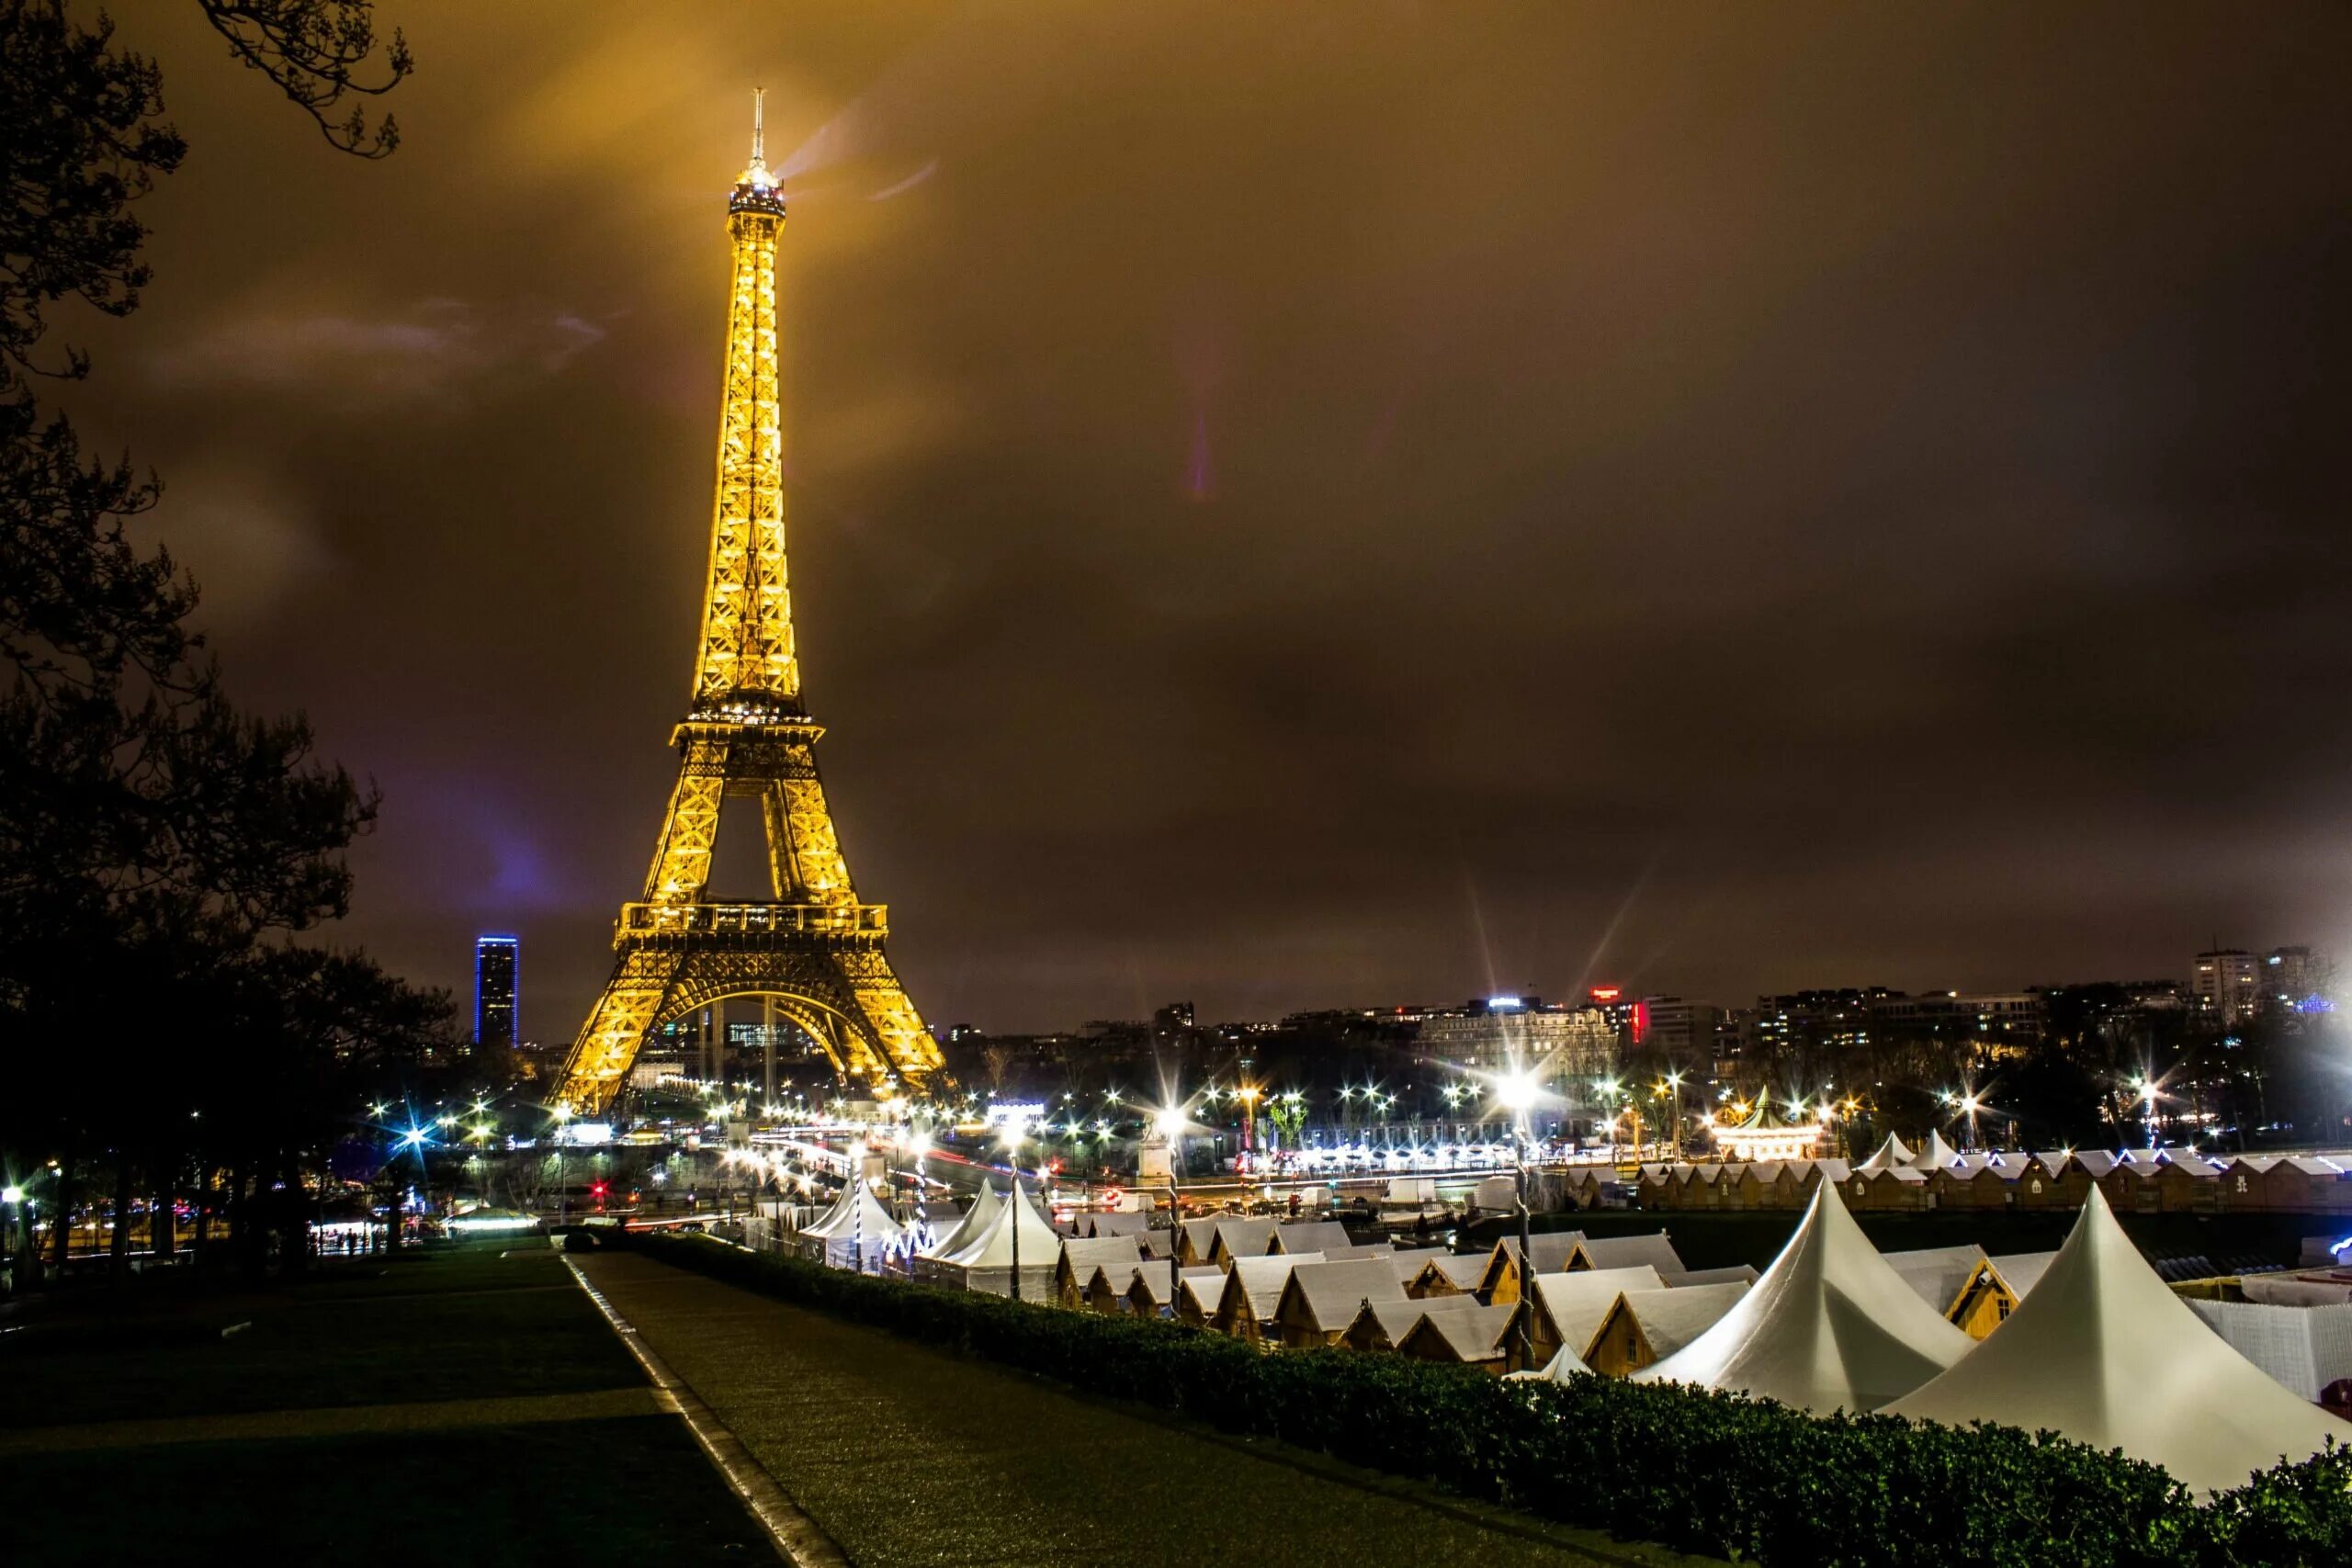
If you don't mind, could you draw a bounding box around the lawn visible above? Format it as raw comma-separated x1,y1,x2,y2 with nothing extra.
11,1415,772,1566
4,1243,641,1426
3,1239,770,1563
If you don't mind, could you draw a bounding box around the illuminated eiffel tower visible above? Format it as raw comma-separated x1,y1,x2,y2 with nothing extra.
552,93,941,1114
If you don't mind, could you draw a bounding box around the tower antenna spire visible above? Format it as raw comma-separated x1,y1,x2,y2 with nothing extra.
752,85,764,164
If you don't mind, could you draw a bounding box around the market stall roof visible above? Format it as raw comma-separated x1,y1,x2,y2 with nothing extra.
1571,1233,1685,1275
1057,1234,1143,1280
1884,1244,1989,1316
1487,1230,1587,1278
1414,1252,1492,1293
1222,1253,1323,1323
1206,1216,1280,1264
1887,1190,2349,1495
1634,1181,1970,1413
1397,1303,1519,1364
1279,1258,1409,1334
1273,1221,1355,1255
1604,1281,1752,1363
1526,1266,1668,1362
1660,1264,1758,1288
1984,1250,2059,1300
1348,1293,1486,1350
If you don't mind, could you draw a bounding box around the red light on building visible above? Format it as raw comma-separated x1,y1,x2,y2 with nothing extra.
1589,987,1622,1003
1632,1000,1650,1043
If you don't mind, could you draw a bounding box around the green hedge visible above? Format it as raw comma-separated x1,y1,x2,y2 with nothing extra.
614,1232,2348,1567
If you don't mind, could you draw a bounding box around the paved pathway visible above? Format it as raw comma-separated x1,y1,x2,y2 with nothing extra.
576,1249,1696,1568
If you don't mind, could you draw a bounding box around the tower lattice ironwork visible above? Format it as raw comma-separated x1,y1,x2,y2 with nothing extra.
552,92,941,1114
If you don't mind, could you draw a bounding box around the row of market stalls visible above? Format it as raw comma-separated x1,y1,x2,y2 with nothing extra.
1617,1132,2352,1214
1503,1180,2346,1495
760,1158,2349,1494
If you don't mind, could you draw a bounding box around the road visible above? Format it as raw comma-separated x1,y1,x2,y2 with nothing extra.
572,1247,1706,1568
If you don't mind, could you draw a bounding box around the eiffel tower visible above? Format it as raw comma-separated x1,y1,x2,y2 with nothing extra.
552,93,942,1114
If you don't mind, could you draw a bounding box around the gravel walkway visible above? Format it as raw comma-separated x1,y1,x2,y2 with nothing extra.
576,1249,1700,1568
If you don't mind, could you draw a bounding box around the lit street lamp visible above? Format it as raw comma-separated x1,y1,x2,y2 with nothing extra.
1149,1103,1187,1314
1492,1066,1541,1369
1001,1123,1027,1303
1660,1071,1687,1160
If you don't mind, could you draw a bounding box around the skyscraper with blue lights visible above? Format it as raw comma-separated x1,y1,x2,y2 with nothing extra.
476,934,519,1050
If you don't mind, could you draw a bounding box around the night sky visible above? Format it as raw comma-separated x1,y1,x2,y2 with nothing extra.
65,4,2352,1040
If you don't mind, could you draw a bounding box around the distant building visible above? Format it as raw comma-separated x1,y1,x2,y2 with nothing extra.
1635,996,1723,1063
2192,949,2263,1024
1748,988,1893,1056
1868,991,2043,1047
1416,998,1615,1081
474,934,518,1050
1586,987,1637,1042
2264,946,2334,1014
628,1053,690,1090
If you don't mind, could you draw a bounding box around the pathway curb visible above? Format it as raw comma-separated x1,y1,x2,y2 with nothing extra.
563,1250,852,1568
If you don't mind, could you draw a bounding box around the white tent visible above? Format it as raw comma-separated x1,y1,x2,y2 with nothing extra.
922,1180,1002,1259
1906,1130,1960,1170
934,1178,1062,1297
1856,1134,1916,1174
1887,1190,2349,1495
2188,1299,2352,1403
1634,1180,1970,1414
795,1180,905,1270
1507,1342,1594,1382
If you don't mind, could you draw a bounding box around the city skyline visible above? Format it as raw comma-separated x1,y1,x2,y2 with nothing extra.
66,6,2352,1039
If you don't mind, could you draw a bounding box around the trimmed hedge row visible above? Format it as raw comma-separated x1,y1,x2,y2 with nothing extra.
615,1232,2349,1567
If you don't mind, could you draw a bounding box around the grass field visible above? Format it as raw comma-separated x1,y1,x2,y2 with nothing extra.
4,1240,769,1564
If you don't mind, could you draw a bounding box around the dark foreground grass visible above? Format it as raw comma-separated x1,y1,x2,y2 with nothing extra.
9,1415,770,1567
3,1239,772,1564
4,1244,643,1426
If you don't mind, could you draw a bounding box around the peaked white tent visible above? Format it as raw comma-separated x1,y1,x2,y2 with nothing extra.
1906,1130,1960,1170
795,1180,905,1270
922,1180,1002,1260
1887,1190,2349,1495
933,1178,1062,1298
1507,1341,1594,1382
1856,1134,1916,1175
1634,1180,1970,1413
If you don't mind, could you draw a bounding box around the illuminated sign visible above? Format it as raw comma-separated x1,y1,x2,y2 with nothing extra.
1589,987,1622,1003
1487,995,1524,1010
